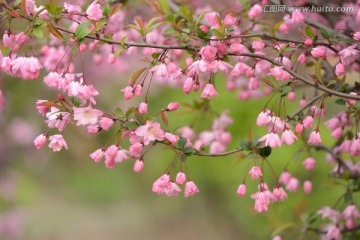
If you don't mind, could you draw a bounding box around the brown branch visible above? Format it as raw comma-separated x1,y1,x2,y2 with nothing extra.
287,94,324,121
236,53,360,100
193,148,243,157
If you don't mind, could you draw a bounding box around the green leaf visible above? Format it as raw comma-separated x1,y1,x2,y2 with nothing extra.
145,17,160,33
74,22,92,41
177,138,187,149
32,28,44,39
70,97,81,107
47,22,64,40
195,10,209,28
327,79,337,87
258,146,272,158
158,0,170,15
129,67,147,85
239,141,250,151
34,18,45,26
304,25,315,38
319,28,330,39
179,6,193,21
114,48,123,58
271,222,296,237
315,58,323,84
184,147,194,156
305,61,315,67
281,85,292,96
119,36,127,48
273,20,285,34
123,121,139,129
114,107,123,118
335,99,346,105
44,3,63,17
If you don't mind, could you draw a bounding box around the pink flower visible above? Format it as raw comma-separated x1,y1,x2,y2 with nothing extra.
199,45,218,62
256,109,271,126
133,159,144,173
270,66,291,81
105,145,118,158
199,25,208,33
236,183,246,196
11,57,42,80
295,122,304,134
335,63,345,77
290,11,304,24
86,1,103,21
90,149,104,163
353,32,360,41
201,84,218,99
325,225,342,240
44,72,63,88
303,115,314,128
129,142,143,157
73,106,103,126
166,102,180,111
138,101,148,114
272,187,287,201
325,117,340,130
107,53,115,64
121,86,134,100
48,134,68,151
135,85,143,97
176,172,186,185
183,77,194,94
331,128,343,139
152,174,171,194
232,62,250,76
317,207,342,222
224,13,236,26
308,130,322,145
164,182,182,197
135,121,165,145
249,166,262,179
248,4,262,19
350,137,360,157
45,107,70,131
25,0,35,15
279,171,291,185
254,192,270,213
164,132,179,144
311,46,327,59
272,236,283,240
281,129,297,145
343,205,360,220
114,148,130,163
34,134,47,149
303,157,316,171
339,44,359,65
303,180,312,193
99,117,114,130
87,125,100,134
338,139,352,153
104,157,115,168
252,40,265,51
288,91,296,101
286,177,299,192
209,141,226,154
304,39,313,46
184,181,199,197
258,132,282,147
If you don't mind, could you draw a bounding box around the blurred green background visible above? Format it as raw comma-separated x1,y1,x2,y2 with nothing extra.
0,65,345,240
